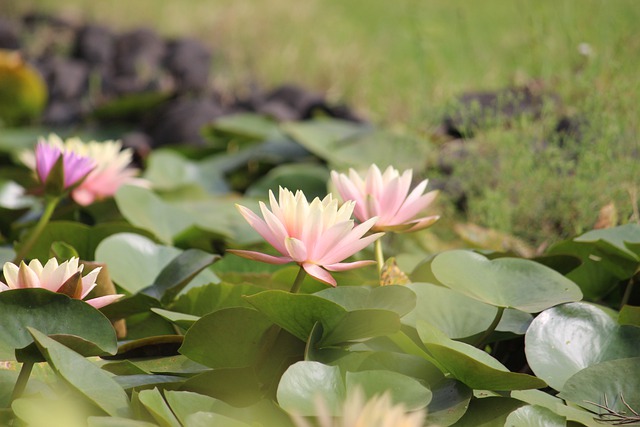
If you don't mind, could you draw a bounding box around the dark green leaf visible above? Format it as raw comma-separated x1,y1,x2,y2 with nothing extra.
558,357,640,415
141,249,220,304
619,305,640,327
314,285,417,317
180,307,274,368
452,397,524,427
180,367,263,407
0,289,116,361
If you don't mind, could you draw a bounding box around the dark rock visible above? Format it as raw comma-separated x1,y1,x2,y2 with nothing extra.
164,38,212,92
73,24,115,67
121,131,153,165
145,96,224,147
442,85,559,138
41,99,84,125
553,115,589,147
0,18,20,50
37,56,89,101
250,84,362,122
114,28,165,79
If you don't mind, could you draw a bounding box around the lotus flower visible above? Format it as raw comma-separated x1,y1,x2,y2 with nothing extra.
0,257,123,309
229,187,383,286
331,164,439,233
290,387,426,427
34,139,95,190
23,135,145,205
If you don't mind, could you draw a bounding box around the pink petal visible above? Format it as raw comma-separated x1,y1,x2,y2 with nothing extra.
302,263,336,287
237,204,287,255
311,220,354,260
324,260,377,271
62,151,95,188
284,237,308,263
35,142,61,183
333,173,368,221
226,249,293,265
405,215,440,232
392,188,438,225
85,294,124,309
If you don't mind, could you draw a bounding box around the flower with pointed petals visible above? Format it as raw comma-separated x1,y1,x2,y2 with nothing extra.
35,139,95,190
23,135,146,205
229,187,383,286
0,257,123,309
331,164,439,233
290,387,427,427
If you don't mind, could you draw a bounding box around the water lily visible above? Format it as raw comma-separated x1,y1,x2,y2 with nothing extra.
229,187,383,287
290,387,426,427
0,257,122,309
331,164,439,233
34,138,95,191
24,134,145,205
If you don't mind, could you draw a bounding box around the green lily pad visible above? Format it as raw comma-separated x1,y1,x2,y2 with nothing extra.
417,321,546,391
246,290,401,346
277,361,345,416
574,223,640,261
619,305,640,327
95,233,219,294
431,250,583,312
524,302,640,391
179,307,274,369
504,405,566,426
452,397,524,427
29,328,131,418
314,285,416,317
558,357,640,415
346,370,432,410
137,388,181,427
0,289,117,361
404,282,532,339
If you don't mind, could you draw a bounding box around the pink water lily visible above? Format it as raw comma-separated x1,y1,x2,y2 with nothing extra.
24,135,146,205
35,139,95,189
228,187,383,286
331,164,439,233
0,257,123,309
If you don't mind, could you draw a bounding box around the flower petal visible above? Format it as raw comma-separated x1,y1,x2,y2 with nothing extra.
324,260,377,271
285,237,308,263
302,263,336,287
84,294,124,309
227,249,293,265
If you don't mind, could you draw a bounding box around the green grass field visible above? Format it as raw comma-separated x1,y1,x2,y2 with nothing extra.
6,0,640,246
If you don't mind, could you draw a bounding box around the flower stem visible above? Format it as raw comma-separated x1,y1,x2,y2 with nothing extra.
374,239,385,273
620,272,637,309
10,361,34,404
289,266,307,294
475,306,505,349
13,196,61,264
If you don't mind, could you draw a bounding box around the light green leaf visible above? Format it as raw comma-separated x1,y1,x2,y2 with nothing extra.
138,388,181,427
277,361,345,416
418,321,546,391
346,370,432,410
404,282,532,338
29,328,131,418
504,405,566,426
524,302,640,391
431,250,582,312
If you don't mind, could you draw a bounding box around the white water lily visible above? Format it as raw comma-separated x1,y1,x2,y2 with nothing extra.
0,257,122,308
290,388,427,427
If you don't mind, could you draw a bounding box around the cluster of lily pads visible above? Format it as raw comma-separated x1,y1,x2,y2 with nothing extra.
0,129,638,427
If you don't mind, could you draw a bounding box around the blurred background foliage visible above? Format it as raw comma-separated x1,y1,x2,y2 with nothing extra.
2,0,639,247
